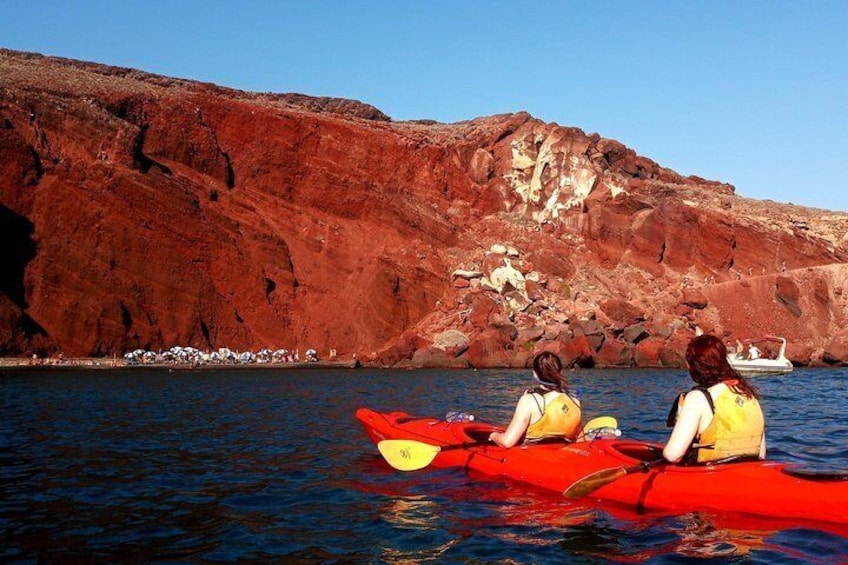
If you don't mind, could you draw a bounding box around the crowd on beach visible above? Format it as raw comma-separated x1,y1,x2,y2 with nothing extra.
124,346,321,367
2,353,119,367
3,346,338,368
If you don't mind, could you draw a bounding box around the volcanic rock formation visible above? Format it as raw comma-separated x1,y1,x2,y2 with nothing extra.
2,49,847,368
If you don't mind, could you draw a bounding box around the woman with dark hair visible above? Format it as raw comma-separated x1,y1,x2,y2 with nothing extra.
663,333,766,464
488,351,582,448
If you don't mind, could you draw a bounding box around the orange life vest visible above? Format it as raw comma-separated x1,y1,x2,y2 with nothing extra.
671,381,764,464
525,391,582,441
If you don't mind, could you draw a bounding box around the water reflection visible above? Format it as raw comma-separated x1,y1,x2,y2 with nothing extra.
558,512,772,562
382,496,444,530
670,513,773,559
380,539,460,565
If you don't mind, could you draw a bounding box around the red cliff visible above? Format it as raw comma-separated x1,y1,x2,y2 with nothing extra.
2,49,847,367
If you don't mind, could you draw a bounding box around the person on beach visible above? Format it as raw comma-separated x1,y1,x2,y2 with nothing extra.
663,334,766,464
488,351,582,448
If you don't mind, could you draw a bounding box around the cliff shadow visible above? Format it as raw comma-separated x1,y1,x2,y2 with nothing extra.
0,204,36,308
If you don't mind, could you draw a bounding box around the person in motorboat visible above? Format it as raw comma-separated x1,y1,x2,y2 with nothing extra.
488,351,582,448
664,334,766,464
747,343,761,360
733,338,745,359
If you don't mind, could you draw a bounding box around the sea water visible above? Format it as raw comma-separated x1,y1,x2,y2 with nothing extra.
1,367,847,563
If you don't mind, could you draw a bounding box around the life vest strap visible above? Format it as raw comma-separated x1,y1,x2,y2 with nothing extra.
665,386,715,428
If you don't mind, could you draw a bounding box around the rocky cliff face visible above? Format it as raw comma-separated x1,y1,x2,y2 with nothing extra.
2,49,847,367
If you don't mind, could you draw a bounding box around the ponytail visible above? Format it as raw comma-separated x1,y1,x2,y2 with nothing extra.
532,351,569,393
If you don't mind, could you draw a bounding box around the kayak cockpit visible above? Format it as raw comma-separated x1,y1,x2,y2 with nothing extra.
606,441,665,463
464,425,497,443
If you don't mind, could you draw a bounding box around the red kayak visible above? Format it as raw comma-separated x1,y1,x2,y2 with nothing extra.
356,408,848,525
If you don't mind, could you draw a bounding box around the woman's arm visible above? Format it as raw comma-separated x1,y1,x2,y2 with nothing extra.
759,432,767,459
489,395,533,448
662,392,706,463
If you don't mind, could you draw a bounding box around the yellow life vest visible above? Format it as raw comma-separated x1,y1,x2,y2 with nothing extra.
525,391,582,441
682,384,764,463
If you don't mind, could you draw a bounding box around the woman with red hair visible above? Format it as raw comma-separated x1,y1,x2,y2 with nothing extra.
664,334,766,464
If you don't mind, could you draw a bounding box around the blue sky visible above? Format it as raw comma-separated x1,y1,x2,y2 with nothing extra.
3,1,847,212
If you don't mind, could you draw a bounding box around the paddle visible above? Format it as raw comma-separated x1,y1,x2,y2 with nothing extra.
377,438,490,471
577,416,619,440
378,416,619,472
563,458,665,499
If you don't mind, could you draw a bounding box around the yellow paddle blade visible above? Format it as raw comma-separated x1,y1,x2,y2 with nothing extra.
377,439,442,472
582,416,619,436
563,467,628,499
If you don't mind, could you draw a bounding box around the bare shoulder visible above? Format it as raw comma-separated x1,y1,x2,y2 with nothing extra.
682,389,711,409
517,391,537,408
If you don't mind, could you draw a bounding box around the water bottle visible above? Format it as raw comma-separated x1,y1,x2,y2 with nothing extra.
445,411,475,423
584,427,621,440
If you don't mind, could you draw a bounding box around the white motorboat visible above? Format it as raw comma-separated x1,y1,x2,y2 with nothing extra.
727,336,793,376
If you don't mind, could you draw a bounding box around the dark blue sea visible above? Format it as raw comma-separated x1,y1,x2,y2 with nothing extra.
2,366,847,563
